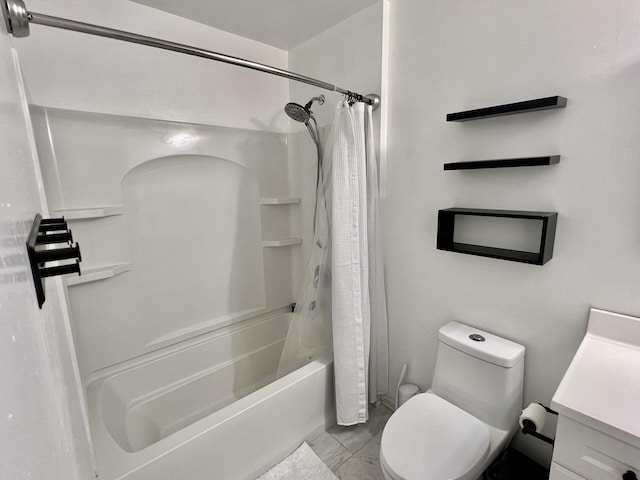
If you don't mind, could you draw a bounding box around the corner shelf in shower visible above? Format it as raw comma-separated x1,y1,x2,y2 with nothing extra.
260,197,301,205
53,205,124,220
444,155,560,170
446,96,567,122
64,262,131,286
262,237,302,247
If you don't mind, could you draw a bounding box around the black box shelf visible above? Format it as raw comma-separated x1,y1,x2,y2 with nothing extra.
446,96,567,122
437,208,557,265
444,155,560,170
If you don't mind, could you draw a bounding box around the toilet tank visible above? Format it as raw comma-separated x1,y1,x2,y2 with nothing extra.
431,322,525,431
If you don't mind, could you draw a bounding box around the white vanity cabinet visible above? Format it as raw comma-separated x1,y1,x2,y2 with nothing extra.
551,416,639,480
550,309,640,480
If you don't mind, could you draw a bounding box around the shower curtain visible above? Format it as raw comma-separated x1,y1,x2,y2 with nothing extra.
277,122,333,378
331,100,388,425
277,99,388,426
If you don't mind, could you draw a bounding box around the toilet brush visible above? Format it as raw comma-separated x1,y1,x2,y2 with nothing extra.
395,363,408,410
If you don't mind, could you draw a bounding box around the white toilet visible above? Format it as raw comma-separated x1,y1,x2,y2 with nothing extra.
380,321,525,480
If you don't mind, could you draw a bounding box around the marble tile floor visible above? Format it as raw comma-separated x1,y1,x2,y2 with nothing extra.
309,404,393,480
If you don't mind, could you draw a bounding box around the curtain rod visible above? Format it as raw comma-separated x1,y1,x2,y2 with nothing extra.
3,0,380,109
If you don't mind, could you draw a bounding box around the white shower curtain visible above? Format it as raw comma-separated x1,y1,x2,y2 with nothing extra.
332,100,388,426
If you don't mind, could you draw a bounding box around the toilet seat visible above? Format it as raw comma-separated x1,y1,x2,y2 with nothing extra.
380,393,491,480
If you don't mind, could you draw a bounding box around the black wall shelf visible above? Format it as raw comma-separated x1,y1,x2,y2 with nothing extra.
444,155,560,170
446,96,567,122
437,208,557,265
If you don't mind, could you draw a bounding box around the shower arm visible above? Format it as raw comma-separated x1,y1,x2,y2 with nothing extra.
2,0,381,110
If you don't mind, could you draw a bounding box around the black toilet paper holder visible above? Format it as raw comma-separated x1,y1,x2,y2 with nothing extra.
26,214,82,308
521,403,558,446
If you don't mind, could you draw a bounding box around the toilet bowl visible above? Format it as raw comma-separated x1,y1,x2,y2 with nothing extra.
380,322,525,480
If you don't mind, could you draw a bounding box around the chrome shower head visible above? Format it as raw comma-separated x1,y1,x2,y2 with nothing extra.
284,102,311,123
284,94,325,123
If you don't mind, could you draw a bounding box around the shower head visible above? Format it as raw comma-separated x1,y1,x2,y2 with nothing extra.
284,94,325,123
284,102,311,123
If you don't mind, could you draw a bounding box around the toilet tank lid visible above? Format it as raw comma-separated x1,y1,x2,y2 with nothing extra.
439,321,525,367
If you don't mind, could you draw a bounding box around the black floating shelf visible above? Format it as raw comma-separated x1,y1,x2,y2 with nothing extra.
437,208,557,265
444,155,560,170
446,96,567,122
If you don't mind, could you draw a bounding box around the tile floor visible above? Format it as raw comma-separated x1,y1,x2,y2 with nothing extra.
309,404,393,480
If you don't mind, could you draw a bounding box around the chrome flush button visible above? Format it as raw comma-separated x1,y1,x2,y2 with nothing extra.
469,333,485,342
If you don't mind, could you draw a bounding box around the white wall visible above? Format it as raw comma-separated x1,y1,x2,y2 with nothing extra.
0,15,93,480
288,2,383,128
384,0,640,465
15,0,290,131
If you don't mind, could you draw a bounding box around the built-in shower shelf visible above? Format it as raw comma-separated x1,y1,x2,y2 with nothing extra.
65,262,131,286
53,205,124,220
262,237,302,247
446,96,567,122
260,197,301,205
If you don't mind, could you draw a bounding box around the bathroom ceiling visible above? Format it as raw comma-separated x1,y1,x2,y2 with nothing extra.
130,0,380,50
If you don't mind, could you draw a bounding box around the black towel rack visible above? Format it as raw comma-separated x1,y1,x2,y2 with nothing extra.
26,214,82,308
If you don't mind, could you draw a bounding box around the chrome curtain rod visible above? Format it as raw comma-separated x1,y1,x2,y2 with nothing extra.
3,0,380,109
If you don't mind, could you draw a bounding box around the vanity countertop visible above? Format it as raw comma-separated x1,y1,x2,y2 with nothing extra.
551,308,640,449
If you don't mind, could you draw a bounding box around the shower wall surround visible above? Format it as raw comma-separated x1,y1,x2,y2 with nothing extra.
15,0,299,382
30,107,299,378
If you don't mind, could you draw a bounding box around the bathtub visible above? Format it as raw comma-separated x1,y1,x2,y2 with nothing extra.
85,310,335,480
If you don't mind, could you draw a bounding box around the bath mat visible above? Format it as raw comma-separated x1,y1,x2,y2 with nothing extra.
256,442,338,480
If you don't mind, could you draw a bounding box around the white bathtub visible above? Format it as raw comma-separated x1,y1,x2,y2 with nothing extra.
86,310,335,480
